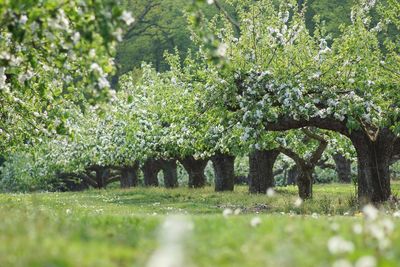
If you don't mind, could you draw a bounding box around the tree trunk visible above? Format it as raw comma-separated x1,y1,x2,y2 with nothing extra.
297,168,313,199
160,159,178,188
142,159,161,187
287,166,298,185
179,156,208,188
95,167,110,189
333,153,352,183
212,153,235,192
350,129,395,202
120,163,139,188
248,149,279,193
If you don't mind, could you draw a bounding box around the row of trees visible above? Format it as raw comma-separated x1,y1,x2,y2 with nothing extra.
0,0,399,203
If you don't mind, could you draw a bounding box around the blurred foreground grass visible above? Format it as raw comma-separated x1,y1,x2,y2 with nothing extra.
1,183,400,267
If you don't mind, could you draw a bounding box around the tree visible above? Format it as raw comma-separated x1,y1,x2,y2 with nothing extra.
0,0,132,159
196,0,399,202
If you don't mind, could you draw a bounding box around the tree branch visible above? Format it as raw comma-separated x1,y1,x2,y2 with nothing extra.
213,0,241,36
264,116,350,137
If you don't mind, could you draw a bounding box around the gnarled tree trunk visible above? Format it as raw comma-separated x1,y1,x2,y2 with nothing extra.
333,153,352,183
160,159,178,188
179,156,208,188
142,158,161,187
350,129,395,203
95,167,110,189
297,166,313,199
248,149,279,193
212,153,235,192
120,162,139,188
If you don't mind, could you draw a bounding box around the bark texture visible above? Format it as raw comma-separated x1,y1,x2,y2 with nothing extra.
286,166,298,185
296,167,313,199
160,159,178,188
120,162,139,188
179,156,208,188
349,129,395,203
212,153,235,192
248,149,279,193
333,154,352,183
142,158,161,187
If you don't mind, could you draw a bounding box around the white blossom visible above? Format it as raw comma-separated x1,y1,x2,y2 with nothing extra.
19,15,28,24
72,32,81,44
217,43,228,57
113,28,124,42
90,63,103,74
98,76,110,89
121,11,135,26
281,11,290,23
0,67,7,89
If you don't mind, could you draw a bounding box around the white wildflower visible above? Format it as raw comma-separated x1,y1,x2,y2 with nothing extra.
65,209,72,215
234,208,241,215
147,216,193,267
327,236,354,255
362,204,379,221
207,0,215,4
332,259,353,267
352,223,363,235
331,223,340,232
223,208,233,217
380,218,394,234
294,197,303,207
355,256,376,267
393,211,400,218
266,188,275,197
250,217,262,227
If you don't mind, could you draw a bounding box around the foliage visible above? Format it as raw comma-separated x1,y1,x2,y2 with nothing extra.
0,0,131,151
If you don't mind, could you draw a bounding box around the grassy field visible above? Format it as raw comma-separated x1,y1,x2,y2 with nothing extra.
1,183,400,267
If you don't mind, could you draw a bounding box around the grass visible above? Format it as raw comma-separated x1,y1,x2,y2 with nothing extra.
0,183,400,267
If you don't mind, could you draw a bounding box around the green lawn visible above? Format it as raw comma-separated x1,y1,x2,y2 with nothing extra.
1,183,400,267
